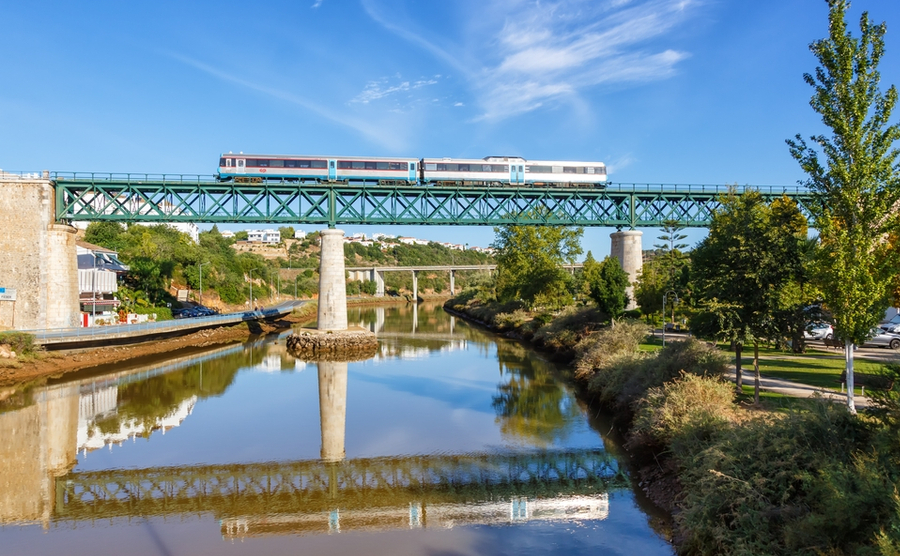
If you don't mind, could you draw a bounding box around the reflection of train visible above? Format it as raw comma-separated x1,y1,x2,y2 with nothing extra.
217,154,607,188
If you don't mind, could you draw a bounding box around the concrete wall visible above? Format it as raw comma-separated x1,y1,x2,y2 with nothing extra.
0,175,80,330
610,230,643,311
317,229,348,331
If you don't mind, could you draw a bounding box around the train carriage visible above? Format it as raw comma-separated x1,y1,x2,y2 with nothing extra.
420,157,516,186
218,154,418,184
525,160,607,187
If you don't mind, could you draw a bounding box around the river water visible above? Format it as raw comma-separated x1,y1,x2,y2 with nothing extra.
0,302,672,555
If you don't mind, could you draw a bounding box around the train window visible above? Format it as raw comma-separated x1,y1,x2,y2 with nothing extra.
598,167,607,175
493,165,508,172
410,163,416,170
337,161,352,169
563,167,576,173
270,160,285,168
258,159,270,167
375,162,389,170
527,165,552,173
283,160,295,168
387,162,403,170
365,161,377,170
225,159,232,168
425,163,437,171
587,167,594,174
351,161,366,169
458,164,469,172
219,158,226,167
311,160,327,169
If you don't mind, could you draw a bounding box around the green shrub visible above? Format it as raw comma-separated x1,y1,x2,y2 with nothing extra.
533,306,604,351
630,373,734,456
129,306,173,321
0,332,37,355
677,402,887,556
494,309,531,332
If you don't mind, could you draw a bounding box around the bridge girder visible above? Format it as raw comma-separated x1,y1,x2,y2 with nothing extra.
53,178,811,227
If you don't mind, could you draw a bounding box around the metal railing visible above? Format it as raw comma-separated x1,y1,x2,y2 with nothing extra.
19,301,307,345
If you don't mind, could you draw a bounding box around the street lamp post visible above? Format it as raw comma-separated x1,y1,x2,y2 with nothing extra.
198,262,210,306
662,290,679,347
295,275,299,300
249,268,256,311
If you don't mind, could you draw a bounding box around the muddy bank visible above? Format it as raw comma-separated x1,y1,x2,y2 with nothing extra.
0,310,317,388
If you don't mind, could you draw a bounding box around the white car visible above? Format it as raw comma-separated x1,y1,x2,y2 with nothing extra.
863,328,900,350
804,323,834,340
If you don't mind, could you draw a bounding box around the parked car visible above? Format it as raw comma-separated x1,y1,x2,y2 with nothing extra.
881,314,900,334
804,322,834,340
862,327,900,350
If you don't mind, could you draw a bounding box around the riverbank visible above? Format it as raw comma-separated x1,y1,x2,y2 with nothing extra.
0,304,318,388
445,292,900,554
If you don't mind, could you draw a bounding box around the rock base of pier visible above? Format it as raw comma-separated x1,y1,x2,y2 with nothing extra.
286,327,378,360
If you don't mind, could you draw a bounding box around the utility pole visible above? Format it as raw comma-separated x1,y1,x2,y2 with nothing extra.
199,262,210,306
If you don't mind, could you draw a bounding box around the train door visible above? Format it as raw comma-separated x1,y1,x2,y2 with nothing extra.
510,164,523,185
236,158,246,174
328,159,336,181
408,161,416,183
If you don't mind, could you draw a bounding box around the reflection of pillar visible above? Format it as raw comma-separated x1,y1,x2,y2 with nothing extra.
610,230,643,310
411,270,418,300
450,315,455,334
317,230,348,331
412,302,418,334
374,270,385,297
318,361,348,462
449,270,455,295
375,306,385,334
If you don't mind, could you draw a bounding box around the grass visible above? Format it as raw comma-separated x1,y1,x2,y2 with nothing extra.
735,384,826,412
639,335,665,352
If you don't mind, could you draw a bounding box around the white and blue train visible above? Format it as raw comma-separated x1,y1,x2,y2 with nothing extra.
217,154,607,188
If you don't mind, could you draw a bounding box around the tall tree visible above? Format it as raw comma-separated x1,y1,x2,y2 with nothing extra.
492,219,583,308
787,0,900,413
691,191,806,401
652,220,690,324
583,253,630,323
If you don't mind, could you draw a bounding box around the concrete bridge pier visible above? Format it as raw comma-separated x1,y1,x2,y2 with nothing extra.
411,270,418,300
449,270,455,295
317,361,348,462
0,174,80,330
317,229,348,331
372,269,385,297
610,230,643,311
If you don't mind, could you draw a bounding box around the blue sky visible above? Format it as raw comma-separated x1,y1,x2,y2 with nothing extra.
2,0,899,256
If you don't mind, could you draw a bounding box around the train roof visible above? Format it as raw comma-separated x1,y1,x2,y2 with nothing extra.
219,153,418,161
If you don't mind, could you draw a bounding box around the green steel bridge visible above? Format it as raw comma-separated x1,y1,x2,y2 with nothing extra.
53,448,624,523
51,173,811,228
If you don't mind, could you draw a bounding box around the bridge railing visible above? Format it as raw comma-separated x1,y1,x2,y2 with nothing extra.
18,301,304,345
605,182,808,195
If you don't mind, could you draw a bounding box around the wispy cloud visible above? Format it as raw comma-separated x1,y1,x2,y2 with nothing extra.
164,51,407,149
363,0,699,121
351,77,440,104
311,0,323,7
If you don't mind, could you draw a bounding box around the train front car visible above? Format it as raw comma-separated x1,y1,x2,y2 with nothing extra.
421,157,519,186
525,160,607,188
217,154,419,185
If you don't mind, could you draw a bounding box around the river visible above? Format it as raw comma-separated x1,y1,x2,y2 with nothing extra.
0,302,672,555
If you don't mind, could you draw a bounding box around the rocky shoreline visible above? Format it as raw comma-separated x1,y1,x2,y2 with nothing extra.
286,327,378,359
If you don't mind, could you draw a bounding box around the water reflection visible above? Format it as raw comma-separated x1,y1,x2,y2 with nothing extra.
0,303,661,551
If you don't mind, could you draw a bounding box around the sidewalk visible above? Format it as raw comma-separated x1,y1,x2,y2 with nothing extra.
728,368,869,408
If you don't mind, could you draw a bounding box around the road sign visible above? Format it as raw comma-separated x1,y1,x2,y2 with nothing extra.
0,288,17,301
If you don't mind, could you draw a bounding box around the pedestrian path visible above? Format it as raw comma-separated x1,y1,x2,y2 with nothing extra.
728,368,869,408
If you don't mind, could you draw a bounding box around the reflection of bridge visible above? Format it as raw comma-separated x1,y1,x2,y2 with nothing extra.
54,449,624,523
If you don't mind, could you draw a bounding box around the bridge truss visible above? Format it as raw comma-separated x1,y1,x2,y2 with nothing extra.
53,449,625,523
52,174,811,227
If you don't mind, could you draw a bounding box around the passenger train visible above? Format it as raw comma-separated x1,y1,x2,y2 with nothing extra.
217,154,607,188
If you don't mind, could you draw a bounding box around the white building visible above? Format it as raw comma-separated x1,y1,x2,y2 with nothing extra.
247,229,281,244
221,230,235,239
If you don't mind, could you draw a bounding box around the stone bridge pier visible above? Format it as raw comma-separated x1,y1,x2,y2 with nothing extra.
0,173,80,330
610,230,643,311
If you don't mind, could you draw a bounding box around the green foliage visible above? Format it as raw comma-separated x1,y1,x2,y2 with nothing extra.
532,305,604,353
631,373,734,455
583,253,630,322
787,0,900,405
128,306,173,321
83,222,126,251
677,403,889,556
0,332,37,355
234,231,248,241
492,216,582,308
278,226,295,241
